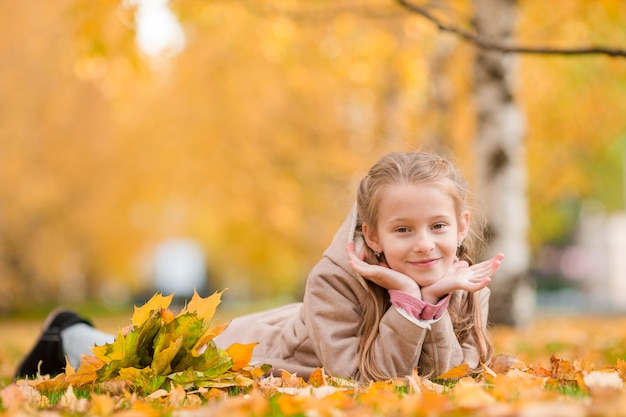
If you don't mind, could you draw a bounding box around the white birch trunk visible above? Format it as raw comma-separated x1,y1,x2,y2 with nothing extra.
473,0,535,327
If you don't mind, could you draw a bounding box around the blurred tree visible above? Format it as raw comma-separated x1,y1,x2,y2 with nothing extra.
471,0,533,327
1,0,625,315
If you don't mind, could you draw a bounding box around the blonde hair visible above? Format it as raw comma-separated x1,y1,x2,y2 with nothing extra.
355,151,493,380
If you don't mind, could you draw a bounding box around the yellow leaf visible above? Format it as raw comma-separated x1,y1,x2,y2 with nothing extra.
276,393,310,416
616,358,626,378
452,377,495,408
159,308,176,324
65,358,76,376
369,380,396,393
489,371,545,402
118,367,142,381
65,371,98,387
31,374,68,393
278,370,306,388
152,336,183,375
308,368,327,387
550,355,578,382
72,354,105,376
129,400,165,417
186,289,223,322
246,365,269,380
435,363,471,380
226,342,258,371
90,393,115,416
192,321,231,356
132,293,174,326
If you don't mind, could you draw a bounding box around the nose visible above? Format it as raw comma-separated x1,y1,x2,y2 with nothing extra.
413,231,434,253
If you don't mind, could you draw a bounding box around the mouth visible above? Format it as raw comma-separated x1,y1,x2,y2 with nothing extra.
409,258,440,268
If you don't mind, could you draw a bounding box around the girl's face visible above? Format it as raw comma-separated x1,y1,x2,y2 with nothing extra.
363,182,469,288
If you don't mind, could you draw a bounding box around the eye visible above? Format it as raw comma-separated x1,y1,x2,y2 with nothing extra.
432,223,447,230
395,227,410,233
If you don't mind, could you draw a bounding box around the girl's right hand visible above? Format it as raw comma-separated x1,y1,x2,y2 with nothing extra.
346,243,421,297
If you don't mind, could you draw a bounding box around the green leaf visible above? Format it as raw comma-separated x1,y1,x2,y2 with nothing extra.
135,310,165,366
119,366,167,394
172,341,232,374
153,312,204,371
152,336,183,375
94,331,141,381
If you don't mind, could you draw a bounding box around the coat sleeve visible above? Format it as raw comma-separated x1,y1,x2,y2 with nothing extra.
418,287,490,376
303,258,433,381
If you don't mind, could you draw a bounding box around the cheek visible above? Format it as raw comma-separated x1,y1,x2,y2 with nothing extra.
380,242,406,266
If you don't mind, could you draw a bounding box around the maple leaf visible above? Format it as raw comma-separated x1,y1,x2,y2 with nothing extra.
613,358,626,380
550,355,577,380
119,367,167,394
225,343,258,371
276,392,311,416
308,368,328,387
435,363,471,380
184,289,223,323
169,337,232,375
92,330,140,364
191,321,231,356
17,290,267,399
135,310,167,365
151,336,183,375
451,377,496,408
65,355,103,386
132,293,174,327
152,313,203,370
90,393,116,416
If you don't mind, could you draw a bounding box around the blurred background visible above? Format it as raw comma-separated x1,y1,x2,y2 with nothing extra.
1,0,625,325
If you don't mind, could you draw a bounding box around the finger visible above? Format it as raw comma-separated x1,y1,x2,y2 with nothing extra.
473,253,504,268
470,277,491,291
346,242,356,255
471,257,502,273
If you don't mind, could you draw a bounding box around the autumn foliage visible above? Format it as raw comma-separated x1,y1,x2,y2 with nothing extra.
22,292,267,397
1,1,626,313
2,293,626,416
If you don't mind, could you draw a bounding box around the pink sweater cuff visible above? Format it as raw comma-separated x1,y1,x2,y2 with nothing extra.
389,290,451,321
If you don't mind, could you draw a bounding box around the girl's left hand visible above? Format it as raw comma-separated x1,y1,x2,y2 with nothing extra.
346,243,421,297
421,253,504,303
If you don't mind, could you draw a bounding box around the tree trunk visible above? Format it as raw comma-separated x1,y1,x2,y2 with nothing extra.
472,0,535,327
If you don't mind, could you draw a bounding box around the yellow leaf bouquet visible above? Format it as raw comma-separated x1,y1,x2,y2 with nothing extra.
47,290,267,395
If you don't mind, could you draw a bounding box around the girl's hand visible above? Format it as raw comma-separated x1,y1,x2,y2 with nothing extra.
346,243,421,297
421,253,504,303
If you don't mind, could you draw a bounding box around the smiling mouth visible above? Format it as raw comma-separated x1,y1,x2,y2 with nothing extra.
410,258,439,268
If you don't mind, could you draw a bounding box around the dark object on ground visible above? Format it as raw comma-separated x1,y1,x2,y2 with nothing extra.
14,308,93,380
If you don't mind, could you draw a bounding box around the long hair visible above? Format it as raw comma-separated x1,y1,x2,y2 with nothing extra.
354,151,493,381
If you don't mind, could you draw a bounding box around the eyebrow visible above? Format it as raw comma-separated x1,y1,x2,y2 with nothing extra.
385,214,454,223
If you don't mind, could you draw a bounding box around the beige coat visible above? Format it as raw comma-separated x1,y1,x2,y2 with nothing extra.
215,206,490,381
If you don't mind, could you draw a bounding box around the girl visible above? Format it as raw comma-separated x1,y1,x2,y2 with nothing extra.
16,151,503,382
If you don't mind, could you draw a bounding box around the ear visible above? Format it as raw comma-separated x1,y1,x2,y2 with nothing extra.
457,210,470,243
362,223,382,253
